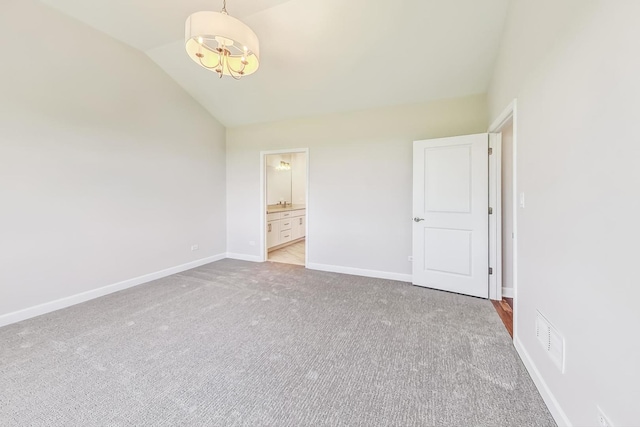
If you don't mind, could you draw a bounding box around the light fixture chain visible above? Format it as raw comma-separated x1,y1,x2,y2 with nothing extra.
221,0,227,14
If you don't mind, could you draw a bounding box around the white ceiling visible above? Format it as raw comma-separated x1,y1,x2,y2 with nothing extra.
40,0,510,127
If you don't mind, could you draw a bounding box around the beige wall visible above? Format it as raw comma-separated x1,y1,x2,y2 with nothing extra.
0,1,227,319
226,95,488,275
487,0,598,120
488,1,640,425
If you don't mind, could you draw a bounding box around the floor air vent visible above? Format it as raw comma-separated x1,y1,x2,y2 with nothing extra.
535,310,565,373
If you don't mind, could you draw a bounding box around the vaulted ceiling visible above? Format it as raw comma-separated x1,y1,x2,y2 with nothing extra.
40,0,510,127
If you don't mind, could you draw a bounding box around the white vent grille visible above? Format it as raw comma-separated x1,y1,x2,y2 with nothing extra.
535,310,565,373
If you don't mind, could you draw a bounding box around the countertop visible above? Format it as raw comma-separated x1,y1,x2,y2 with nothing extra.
266,204,306,214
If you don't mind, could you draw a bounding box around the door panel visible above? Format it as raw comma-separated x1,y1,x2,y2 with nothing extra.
425,145,472,213
413,134,489,298
424,228,472,276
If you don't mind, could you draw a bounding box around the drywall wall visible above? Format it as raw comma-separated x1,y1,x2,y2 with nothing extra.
500,121,514,296
488,1,640,425
226,95,488,276
0,0,226,320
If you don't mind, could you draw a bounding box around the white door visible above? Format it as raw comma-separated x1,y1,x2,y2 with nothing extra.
412,134,489,298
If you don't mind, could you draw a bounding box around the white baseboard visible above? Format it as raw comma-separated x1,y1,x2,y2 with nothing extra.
0,253,226,328
306,262,412,283
514,337,572,427
226,253,263,262
502,287,514,298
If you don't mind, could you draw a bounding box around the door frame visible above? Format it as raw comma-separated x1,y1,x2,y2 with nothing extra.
259,148,310,266
488,132,502,301
488,99,518,333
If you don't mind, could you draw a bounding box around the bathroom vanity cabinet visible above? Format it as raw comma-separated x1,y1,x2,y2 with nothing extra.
267,208,305,249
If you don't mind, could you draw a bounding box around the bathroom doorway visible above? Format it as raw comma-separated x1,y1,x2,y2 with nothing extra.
260,149,308,266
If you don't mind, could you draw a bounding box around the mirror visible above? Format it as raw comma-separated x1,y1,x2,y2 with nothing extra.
266,154,292,205
266,153,306,208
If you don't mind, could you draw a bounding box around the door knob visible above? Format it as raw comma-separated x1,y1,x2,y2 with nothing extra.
413,217,425,222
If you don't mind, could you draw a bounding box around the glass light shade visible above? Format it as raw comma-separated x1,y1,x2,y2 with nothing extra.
276,161,291,171
185,11,260,77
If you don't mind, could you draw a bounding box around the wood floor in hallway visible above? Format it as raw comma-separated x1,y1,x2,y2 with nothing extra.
492,297,514,338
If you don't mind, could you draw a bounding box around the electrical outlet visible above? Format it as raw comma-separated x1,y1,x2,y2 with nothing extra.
408,256,413,262
597,406,613,427
191,244,199,251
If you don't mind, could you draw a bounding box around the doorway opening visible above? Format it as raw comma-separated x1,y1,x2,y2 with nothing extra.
261,149,308,266
488,100,518,339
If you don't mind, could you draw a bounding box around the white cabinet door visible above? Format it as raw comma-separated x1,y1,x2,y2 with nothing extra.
299,216,306,238
291,216,305,240
267,220,280,249
412,133,489,298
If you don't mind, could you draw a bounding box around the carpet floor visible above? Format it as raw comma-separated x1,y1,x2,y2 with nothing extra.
0,259,555,426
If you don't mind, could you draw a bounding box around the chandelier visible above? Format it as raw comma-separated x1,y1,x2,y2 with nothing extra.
185,0,260,79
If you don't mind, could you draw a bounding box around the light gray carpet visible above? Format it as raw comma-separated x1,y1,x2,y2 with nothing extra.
0,259,555,426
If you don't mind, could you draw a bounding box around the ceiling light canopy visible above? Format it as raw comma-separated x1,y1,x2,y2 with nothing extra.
185,0,259,79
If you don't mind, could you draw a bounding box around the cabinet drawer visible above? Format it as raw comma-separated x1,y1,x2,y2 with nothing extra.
291,209,306,218
280,219,292,231
267,212,280,221
280,229,293,243
280,211,292,218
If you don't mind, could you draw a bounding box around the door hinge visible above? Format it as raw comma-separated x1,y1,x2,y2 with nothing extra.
489,267,493,275
489,207,493,215
489,147,493,155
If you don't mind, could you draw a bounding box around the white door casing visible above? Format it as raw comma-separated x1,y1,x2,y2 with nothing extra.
260,148,309,265
488,132,502,301
412,134,489,298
